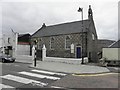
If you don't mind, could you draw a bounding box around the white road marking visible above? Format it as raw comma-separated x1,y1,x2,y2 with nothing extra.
114,67,119,70
18,71,60,80
31,82,48,87
14,65,19,67
51,86,63,88
31,69,66,76
0,74,42,84
0,83,14,88
73,73,118,77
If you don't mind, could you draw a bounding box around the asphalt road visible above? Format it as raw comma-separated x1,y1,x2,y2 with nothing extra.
50,71,119,89
0,61,68,90
0,60,119,90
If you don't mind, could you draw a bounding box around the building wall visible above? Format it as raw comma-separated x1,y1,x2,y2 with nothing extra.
31,33,87,58
2,33,18,57
97,40,115,52
17,45,30,55
87,20,98,62
103,48,119,61
31,21,98,63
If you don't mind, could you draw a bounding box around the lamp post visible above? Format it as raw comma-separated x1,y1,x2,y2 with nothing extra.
78,7,84,64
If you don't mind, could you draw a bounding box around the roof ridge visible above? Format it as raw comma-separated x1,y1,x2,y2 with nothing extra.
46,19,89,27
32,19,92,37
108,40,118,47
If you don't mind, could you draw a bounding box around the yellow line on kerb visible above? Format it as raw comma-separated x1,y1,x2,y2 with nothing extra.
72,73,118,77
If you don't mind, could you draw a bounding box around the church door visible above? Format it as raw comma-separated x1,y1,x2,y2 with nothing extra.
76,46,82,58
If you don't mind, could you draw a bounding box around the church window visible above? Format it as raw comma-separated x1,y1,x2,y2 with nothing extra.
65,35,71,50
50,37,55,50
92,33,95,40
37,38,42,49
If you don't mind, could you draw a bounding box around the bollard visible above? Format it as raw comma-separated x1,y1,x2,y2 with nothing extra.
34,47,36,67
42,44,46,61
32,46,37,67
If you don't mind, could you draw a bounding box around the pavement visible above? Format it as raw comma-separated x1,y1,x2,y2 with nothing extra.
15,55,111,74
29,60,110,74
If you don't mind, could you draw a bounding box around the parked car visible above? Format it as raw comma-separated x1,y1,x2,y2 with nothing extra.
0,53,16,63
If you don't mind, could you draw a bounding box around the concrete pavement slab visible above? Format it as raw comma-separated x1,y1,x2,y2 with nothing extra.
30,61,110,74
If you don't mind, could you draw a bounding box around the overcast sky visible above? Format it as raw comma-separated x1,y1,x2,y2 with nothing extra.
0,0,119,43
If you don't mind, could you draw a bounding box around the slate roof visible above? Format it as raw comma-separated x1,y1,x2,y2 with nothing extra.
108,40,120,48
32,19,91,37
18,33,31,38
98,39,115,48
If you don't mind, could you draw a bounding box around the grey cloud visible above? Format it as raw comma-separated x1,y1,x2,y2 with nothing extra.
118,1,120,40
1,1,118,41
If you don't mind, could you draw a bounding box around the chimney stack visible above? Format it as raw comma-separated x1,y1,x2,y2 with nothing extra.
88,5,93,20
42,23,46,28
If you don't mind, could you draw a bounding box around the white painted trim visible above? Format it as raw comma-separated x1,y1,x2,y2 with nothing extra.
92,33,95,40
44,57,88,64
108,41,117,47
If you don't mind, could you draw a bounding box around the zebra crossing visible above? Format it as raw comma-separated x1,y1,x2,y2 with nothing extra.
0,83,14,88
0,69,67,89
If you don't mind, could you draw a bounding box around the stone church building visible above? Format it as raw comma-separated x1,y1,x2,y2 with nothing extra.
31,5,98,63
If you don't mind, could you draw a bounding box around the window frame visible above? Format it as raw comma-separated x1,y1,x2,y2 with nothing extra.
65,35,71,50
50,37,55,50
37,38,42,49
92,33,95,40
8,37,10,44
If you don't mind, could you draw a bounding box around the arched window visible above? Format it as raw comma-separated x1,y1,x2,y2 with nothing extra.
92,33,95,40
65,35,71,49
37,38,42,49
50,37,55,50
8,38,10,44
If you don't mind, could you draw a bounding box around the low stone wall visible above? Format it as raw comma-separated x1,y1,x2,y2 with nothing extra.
43,57,88,64
46,50,74,58
42,44,88,64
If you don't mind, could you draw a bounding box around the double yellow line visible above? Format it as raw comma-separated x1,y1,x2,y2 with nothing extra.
72,73,118,77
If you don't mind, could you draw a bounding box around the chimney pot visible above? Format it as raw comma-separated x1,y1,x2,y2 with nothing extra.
42,23,46,28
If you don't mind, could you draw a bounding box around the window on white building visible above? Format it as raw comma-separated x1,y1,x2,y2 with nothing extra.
8,38,10,44
65,35,71,50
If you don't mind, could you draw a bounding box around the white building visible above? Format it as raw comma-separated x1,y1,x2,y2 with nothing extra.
102,40,120,65
2,31,18,57
0,37,2,53
1,28,32,61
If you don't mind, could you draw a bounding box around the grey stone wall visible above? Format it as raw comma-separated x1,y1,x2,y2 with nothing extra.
87,20,98,62
31,28,98,63
31,33,87,58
